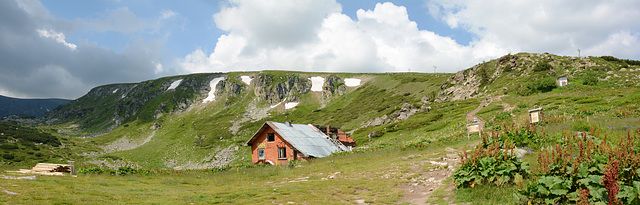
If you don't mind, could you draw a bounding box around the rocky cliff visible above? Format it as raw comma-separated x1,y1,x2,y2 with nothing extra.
254,74,311,103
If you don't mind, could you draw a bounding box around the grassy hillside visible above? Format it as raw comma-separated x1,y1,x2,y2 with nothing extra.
0,121,65,165
5,53,636,169
1,53,640,204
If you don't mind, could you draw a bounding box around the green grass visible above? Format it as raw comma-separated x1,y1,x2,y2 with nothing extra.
1,147,438,204
4,53,640,204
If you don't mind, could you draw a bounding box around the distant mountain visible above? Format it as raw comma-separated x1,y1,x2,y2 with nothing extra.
0,95,71,117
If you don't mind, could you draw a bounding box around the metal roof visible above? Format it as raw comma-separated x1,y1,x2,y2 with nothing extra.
268,121,347,158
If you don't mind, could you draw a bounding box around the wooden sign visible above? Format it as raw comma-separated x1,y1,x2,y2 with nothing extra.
467,123,480,133
528,108,543,124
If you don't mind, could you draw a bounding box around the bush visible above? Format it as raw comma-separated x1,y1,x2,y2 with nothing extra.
518,127,640,204
2,153,15,160
519,77,557,95
581,70,599,86
494,112,511,121
517,103,529,109
601,56,640,66
0,144,19,150
533,62,553,72
453,133,530,188
582,74,598,86
484,124,556,150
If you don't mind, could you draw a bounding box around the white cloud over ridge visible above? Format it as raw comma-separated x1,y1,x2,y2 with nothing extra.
181,0,640,74
428,0,640,59
182,1,477,73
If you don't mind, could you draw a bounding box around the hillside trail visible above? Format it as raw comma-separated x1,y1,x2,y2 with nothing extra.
396,95,507,205
465,95,506,130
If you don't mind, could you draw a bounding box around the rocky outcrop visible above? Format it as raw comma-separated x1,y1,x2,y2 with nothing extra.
391,103,418,120
323,76,346,99
254,74,311,104
435,68,480,102
361,115,392,128
361,103,422,128
215,78,244,98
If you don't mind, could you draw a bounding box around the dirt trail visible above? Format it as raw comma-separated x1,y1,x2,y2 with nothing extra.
397,95,507,204
465,95,506,130
397,148,466,205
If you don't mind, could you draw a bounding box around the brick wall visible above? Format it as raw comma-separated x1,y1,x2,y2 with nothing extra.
250,126,307,164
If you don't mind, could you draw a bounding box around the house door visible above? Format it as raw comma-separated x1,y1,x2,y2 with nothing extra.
293,150,298,160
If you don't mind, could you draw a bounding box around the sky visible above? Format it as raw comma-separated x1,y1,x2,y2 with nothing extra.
1,0,639,99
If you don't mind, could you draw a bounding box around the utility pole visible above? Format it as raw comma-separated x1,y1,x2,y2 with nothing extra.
577,48,581,58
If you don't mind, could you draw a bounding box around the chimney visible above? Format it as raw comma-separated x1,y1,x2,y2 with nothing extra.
326,125,330,134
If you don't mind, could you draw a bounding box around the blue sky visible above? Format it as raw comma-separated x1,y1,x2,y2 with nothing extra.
1,0,639,99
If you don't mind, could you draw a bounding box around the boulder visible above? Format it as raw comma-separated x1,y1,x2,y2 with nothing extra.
368,130,383,138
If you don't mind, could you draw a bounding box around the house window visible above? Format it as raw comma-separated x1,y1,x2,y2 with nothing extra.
258,149,265,160
266,133,275,142
278,147,286,159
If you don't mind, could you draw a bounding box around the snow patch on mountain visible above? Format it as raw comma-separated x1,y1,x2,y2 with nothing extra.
285,102,299,109
345,78,361,87
167,79,183,91
310,77,324,92
240,76,252,85
203,77,225,103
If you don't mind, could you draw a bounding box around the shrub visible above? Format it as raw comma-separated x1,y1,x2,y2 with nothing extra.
533,62,553,72
485,123,555,150
519,77,557,96
477,66,491,85
518,128,640,204
582,72,599,86
494,112,511,121
517,103,529,109
453,132,530,188
2,153,15,160
503,64,513,72
78,167,106,174
0,144,19,150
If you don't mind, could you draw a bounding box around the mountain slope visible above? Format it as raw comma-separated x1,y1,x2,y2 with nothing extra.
8,52,640,169
0,95,70,117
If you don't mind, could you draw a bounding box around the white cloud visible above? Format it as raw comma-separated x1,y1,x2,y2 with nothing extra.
0,0,175,99
180,1,481,73
37,29,77,50
154,62,164,74
160,10,177,20
428,0,640,59
180,0,640,74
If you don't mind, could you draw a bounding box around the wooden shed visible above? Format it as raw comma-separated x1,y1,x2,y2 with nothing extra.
557,75,568,86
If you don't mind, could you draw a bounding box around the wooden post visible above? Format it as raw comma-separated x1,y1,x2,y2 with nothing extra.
67,161,75,175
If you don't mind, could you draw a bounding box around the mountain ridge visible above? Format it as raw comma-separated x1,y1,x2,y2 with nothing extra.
2,52,639,169
0,95,71,118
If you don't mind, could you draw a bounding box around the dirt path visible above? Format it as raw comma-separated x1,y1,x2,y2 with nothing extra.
465,95,506,130
397,95,507,204
396,148,466,205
